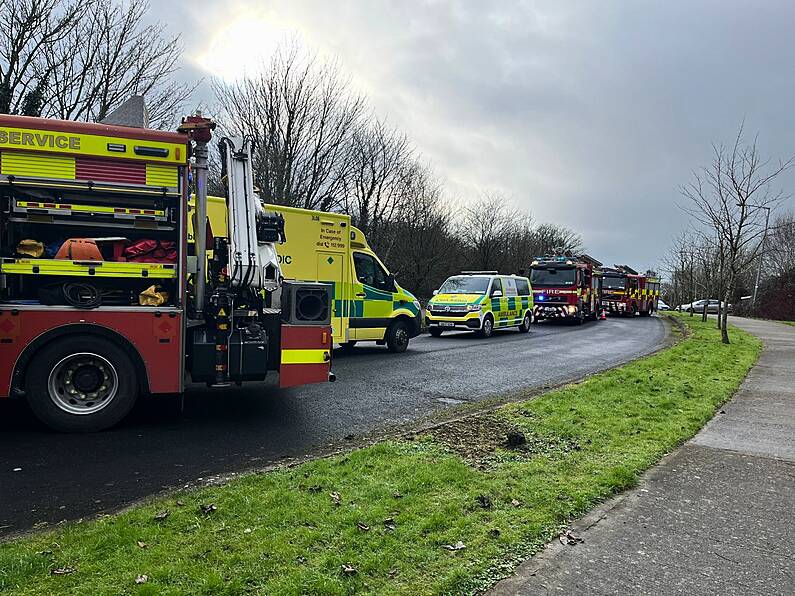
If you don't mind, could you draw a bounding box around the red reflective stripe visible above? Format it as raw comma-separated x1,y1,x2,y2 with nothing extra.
279,363,329,388
280,325,332,350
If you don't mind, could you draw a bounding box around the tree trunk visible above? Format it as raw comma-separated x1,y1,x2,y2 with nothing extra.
720,285,732,344
716,298,722,330
702,300,708,322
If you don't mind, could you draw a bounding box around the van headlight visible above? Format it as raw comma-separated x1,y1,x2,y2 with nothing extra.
467,304,482,311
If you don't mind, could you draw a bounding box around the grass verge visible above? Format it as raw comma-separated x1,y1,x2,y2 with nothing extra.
0,314,761,595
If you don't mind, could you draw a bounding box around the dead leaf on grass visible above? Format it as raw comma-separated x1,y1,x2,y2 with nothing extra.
383,517,396,531
341,564,357,576
392,491,403,499
356,521,370,532
511,499,522,507
200,503,217,515
153,511,169,521
442,541,466,551
476,494,493,509
136,541,147,549
330,492,341,506
50,567,75,575
135,574,148,585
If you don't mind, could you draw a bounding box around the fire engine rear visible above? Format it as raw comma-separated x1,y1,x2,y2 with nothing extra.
530,254,603,324
601,265,660,316
0,109,333,432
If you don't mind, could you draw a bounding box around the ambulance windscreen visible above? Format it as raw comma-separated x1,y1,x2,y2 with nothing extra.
439,276,490,294
530,267,576,286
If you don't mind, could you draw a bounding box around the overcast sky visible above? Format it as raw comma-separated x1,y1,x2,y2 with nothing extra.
153,0,795,271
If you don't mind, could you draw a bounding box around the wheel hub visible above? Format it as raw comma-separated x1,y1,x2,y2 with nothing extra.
48,353,119,416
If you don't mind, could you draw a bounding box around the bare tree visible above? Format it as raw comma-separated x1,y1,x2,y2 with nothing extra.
42,0,194,128
766,211,795,277
213,43,368,211
0,0,84,113
0,0,192,127
681,125,794,342
457,192,526,272
342,118,414,241
380,167,458,297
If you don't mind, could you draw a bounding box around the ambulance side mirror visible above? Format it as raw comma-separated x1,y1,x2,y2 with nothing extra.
387,273,396,292
432,289,439,295
491,290,503,298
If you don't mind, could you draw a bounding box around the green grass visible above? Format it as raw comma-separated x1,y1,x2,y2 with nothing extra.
0,314,761,595
782,321,795,327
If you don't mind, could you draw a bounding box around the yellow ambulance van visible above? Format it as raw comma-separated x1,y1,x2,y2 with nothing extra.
195,198,422,352
426,272,534,338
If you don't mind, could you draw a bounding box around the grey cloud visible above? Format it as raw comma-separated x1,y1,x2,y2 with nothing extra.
154,0,795,271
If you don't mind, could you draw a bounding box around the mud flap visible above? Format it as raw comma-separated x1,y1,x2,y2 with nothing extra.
279,325,333,388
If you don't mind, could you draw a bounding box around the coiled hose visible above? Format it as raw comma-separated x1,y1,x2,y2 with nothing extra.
62,282,102,309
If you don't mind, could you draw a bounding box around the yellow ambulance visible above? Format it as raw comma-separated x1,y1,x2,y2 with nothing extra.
426,272,534,338
271,205,422,352
195,198,422,353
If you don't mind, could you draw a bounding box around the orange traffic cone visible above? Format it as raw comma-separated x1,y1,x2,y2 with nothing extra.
600,308,607,320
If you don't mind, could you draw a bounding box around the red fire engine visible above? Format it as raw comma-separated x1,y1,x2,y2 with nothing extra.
601,265,660,316
0,110,333,432
530,254,603,324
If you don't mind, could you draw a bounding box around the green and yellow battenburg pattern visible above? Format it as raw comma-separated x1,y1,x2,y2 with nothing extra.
426,281,534,332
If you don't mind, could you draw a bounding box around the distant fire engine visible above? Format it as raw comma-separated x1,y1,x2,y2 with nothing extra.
601,265,660,316
530,254,603,324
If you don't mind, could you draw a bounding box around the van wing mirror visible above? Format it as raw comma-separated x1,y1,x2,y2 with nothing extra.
492,289,503,298
432,289,439,295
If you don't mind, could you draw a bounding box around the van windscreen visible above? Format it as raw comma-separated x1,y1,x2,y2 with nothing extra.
439,276,490,294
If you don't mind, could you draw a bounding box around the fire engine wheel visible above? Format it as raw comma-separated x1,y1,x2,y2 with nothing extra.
386,319,410,353
477,315,494,338
25,335,139,432
429,327,444,337
518,311,532,333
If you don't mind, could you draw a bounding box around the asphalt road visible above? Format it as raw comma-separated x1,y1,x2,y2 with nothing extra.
0,316,666,536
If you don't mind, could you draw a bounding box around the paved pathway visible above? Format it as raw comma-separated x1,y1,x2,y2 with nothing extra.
490,317,795,596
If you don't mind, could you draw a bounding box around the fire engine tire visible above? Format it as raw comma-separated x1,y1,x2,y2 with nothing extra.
518,312,532,333
25,335,139,433
386,320,411,353
477,314,495,338
429,327,444,337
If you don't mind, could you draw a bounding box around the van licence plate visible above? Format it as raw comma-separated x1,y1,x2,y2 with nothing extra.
440,322,455,327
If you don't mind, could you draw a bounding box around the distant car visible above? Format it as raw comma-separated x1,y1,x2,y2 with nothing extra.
657,299,670,311
677,299,730,314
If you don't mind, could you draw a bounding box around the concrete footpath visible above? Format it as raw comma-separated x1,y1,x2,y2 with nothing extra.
490,317,795,596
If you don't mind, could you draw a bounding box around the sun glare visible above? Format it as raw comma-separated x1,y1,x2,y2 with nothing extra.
196,15,296,80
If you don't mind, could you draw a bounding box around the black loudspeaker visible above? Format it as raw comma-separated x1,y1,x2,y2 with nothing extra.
281,281,332,325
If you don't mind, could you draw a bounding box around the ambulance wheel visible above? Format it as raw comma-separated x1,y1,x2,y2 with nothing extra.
386,320,410,353
477,315,494,338
339,341,357,352
429,328,444,337
518,312,532,333
25,335,138,432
